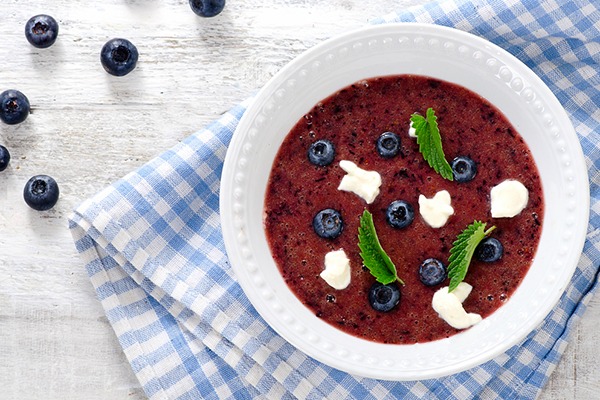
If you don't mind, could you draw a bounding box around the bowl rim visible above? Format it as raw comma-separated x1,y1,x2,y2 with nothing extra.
220,22,590,380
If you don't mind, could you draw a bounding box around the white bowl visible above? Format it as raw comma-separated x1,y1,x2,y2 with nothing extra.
220,23,589,380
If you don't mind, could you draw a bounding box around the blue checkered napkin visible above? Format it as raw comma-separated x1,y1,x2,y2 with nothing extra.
70,0,600,398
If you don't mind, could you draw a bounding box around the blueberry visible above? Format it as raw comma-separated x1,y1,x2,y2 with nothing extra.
0,90,30,125
307,139,335,166
101,38,139,77
386,200,414,229
475,237,503,262
25,14,59,48
451,156,477,182
0,145,10,172
23,175,59,211
419,258,447,286
376,131,401,158
189,0,226,17
368,282,401,312
312,209,343,239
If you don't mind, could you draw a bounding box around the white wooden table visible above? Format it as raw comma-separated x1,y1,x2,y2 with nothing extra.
0,1,597,398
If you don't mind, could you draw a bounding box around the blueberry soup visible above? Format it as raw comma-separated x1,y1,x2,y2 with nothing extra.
263,75,544,344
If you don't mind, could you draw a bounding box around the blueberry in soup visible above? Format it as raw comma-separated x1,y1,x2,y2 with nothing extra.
451,156,477,182
475,237,504,262
386,200,414,229
419,258,447,286
376,131,401,158
312,208,343,239
264,75,543,344
308,139,335,166
369,282,401,312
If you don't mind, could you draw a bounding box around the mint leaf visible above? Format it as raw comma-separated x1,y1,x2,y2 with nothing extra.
447,221,496,292
358,209,404,285
410,108,454,181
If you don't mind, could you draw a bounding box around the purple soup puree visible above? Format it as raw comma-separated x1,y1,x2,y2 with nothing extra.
263,75,544,344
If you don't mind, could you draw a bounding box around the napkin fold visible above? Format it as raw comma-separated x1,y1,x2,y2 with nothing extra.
70,0,600,398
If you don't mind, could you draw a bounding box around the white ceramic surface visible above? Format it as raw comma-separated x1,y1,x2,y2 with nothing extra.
220,23,589,380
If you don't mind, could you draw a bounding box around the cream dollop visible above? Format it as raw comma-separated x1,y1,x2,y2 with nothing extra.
320,249,351,290
338,160,382,204
408,120,417,138
432,282,482,329
418,190,454,228
490,180,529,218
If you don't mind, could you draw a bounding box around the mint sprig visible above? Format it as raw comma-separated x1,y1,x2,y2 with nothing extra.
447,221,496,292
358,209,404,285
410,108,454,181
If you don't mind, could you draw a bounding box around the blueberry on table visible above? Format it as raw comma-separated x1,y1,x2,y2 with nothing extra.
100,38,139,77
376,131,401,158
0,90,30,125
0,145,10,172
312,208,343,239
23,175,60,211
475,237,503,262
307,139,335,166
189,0,226,17
368,282,401,312
25,14,59,48
419,258,447,286
451,155,477,182
386,200,414,229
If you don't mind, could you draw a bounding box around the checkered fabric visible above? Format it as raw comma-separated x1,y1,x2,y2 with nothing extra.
69,0,600,398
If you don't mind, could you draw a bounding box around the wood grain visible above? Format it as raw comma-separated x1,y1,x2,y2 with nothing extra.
0,1,596,399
